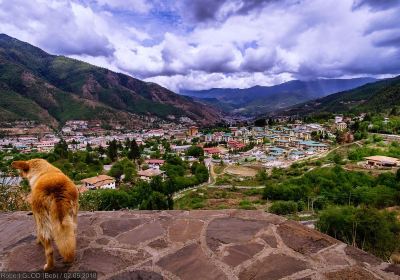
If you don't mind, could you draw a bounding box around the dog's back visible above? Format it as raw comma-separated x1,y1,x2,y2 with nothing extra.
33,169,78,262
12,159,78,268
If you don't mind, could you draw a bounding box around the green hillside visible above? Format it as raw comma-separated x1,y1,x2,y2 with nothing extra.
282,76,400,116
0,34,220,128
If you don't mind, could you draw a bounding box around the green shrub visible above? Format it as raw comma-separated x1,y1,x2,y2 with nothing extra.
239,199,256,210
79,189,133,211
297,200,306,211
317,206,400,260
269,201,298,215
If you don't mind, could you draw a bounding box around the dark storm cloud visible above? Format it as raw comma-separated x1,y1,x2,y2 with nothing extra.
374,36,400,48
39,32,115,57
352,0,400,11
177,0,285,23
180,0,226,22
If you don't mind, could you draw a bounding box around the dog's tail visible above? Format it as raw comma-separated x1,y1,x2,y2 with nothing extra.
51,201,77,263
53,214,76,262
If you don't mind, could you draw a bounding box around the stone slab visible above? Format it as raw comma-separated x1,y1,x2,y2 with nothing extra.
0,211,395,279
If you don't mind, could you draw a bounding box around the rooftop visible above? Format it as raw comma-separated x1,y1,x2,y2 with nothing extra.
365,156,400,164
138,168,164,177
145,159,165,164
81,175,115,186
0,210,398,279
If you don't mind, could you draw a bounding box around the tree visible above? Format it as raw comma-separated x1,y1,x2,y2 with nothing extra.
107,140,118,161
150,176,164,193
317,206,400,260
256,169,268,182
335,131,345,144
108,158,136,184
108,163,124,183
86,143,92,152
124,166,136,183
97,145,106,155
193,163,209,183
53,139,69,159
332,153,343,165
254,118,266,127
127,139,141,160
186,146,204,158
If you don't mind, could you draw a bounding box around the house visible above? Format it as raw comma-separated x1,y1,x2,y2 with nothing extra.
138,168,165,182
145,159,165,169
335,115,343,123
227,140,245,151
365,156,400,168
203,147,221,156
298,141,328,152
276,139,290,148
81,175,116,190
204,134,213,142
172,145,191,154
222,133,232,142
268,147,286,158
147,129,164,137
187,126,199,136
289,150,305,160
170,130,187,140
263,156,286,168
333,122,347,131
0,175,22,186
77,185,89,193
212,132,224,142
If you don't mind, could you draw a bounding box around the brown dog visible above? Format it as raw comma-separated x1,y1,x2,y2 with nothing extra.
12,159,78,271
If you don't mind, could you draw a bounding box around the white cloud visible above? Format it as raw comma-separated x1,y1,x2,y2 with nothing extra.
0,0,399,92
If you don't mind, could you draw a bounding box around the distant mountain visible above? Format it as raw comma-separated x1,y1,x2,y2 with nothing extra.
280,75,400,116
181,78,377,115
0,34,220,128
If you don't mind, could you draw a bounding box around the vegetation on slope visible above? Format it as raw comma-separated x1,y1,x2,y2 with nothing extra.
283,75,400,116
0,34,220,127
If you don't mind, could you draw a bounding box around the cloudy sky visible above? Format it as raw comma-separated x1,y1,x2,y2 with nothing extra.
0,0,399,92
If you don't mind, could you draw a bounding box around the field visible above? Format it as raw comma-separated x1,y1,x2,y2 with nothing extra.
174,187,266,210
225,165,259,177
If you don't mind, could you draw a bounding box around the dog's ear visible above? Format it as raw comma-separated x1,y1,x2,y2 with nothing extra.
11,161,30,172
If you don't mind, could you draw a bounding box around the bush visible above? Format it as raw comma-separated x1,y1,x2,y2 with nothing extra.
239,199,256,210
186,146,204,158
139,191,169,210
269,201,298,215
317,206,400,260
79,189,133,211
297,200,306,211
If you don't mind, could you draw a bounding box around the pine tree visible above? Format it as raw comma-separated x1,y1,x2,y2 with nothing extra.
107,140,118,161
54,139,69,159
128,139,141,160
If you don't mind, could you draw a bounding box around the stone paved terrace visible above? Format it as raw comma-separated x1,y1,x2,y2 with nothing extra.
0,210,399,280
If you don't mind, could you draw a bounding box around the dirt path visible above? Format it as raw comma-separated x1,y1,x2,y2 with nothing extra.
173,163,226,200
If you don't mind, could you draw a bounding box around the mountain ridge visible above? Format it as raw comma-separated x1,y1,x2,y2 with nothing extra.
180,78,377,115
278,75,400,116
0,34,221,128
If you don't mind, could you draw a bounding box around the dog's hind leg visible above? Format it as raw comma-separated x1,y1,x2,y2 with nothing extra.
36,231,44,246
43,238,54,271
33,214,44,246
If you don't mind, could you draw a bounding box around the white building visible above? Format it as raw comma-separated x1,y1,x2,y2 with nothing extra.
81,175,116,190
335,115,343,123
